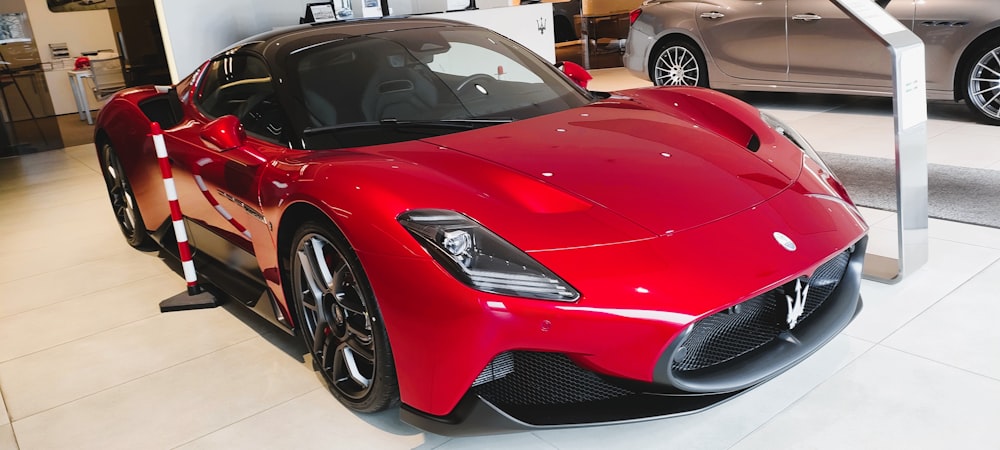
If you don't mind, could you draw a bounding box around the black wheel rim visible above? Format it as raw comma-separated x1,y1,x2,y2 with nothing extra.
654,45,701,86
969,47,1000,120
101,144,139,239
294,232,376,400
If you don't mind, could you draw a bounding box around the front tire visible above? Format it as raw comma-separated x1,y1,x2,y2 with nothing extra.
98,142,154,249
650,39,708,87
962,40,1000,125
289,220,399,413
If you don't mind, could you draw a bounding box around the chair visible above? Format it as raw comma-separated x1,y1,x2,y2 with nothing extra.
88,56,126,101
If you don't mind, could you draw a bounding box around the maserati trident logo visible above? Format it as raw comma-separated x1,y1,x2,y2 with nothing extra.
773,232,797,251
785,278,809,330
537,17,547,35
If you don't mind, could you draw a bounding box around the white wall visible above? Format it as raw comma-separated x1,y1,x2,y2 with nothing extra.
156,0,553,83
429,3,554,63
155,0,314,82
21,2,117,115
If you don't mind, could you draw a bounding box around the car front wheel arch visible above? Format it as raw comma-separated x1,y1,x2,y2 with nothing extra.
957,30,1000,125
276,202,335,326
285,214,401,413
96,133,155,250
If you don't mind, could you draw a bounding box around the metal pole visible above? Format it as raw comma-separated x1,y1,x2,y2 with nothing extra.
831,0,929,283
151,122,218,312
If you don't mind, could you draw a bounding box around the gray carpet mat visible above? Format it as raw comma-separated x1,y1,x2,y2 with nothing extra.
820,152,1000,229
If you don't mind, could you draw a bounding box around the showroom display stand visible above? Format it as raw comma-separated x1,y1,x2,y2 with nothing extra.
159,288,218,313
833,0,929,284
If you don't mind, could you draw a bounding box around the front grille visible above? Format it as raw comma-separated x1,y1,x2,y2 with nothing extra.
471,352,633,407
463,351,746,426
672,250,852,373
471,351,515,387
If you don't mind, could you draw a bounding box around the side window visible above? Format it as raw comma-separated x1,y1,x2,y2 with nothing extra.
196,55,290,143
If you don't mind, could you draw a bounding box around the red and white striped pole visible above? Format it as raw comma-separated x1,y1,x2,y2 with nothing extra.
151,122,203,296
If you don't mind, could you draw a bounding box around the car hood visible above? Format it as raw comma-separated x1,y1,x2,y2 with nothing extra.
421,90,799,235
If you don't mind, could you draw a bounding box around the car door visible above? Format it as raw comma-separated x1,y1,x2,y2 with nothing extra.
163,53,291,276
695,0,789,81
787,0,914,87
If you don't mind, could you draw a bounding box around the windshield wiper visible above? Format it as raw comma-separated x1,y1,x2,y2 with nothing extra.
303,117,514,136
391,118,515,126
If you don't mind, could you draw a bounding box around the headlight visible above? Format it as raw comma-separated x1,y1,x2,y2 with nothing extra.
398,209,580,301
761,112,835,176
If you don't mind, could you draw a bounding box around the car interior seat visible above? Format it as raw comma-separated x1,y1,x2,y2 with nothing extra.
302,88,339,127
298,67,340,127
362,54,438,121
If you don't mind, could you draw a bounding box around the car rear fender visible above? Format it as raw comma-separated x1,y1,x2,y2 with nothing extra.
629,2,719,80
94,91,178,234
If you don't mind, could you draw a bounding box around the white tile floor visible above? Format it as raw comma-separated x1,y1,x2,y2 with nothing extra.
1,69,999,449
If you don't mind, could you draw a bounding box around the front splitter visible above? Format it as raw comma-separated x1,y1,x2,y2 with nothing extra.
400,388,745,437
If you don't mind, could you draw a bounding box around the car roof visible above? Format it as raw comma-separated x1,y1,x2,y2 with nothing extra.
222,17,475,62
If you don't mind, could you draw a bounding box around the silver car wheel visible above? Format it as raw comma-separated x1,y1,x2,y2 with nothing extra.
968,46,1000,121
295,231,377,399
654,45,701,86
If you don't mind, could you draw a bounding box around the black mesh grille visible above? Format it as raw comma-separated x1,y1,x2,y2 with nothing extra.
672,250,852,373
471,352,634,407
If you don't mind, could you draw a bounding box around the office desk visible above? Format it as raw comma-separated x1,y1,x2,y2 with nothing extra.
68,69,94,124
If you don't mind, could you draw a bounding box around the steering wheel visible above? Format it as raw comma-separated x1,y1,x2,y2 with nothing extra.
456,73,496,93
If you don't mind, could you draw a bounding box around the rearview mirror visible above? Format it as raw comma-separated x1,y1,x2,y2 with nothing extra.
200,115,246,151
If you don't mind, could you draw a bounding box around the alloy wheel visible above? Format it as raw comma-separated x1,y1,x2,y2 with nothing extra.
654,45,701,86
967,46,1000,121
293,232,377,400
101,144,140,242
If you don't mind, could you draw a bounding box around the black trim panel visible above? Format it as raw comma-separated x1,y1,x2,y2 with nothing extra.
152,217,292,332
400,389,744,437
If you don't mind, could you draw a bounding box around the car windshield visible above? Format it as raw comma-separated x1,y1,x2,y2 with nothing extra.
289,26,591,148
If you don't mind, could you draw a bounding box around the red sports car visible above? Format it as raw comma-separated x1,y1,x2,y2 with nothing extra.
95,17,868,434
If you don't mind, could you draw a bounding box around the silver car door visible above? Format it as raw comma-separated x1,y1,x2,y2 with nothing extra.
695,0,789,81
914,0,989,95
787,0,914,87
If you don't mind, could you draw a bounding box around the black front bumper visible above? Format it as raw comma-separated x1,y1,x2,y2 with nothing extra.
653,236,867,392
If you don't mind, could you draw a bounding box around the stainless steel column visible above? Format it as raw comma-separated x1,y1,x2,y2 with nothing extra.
831,0,929,283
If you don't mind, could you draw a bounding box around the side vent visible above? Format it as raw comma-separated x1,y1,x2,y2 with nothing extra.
919,21,969,27
652,90,759,151
138,87,184,129
472,352,516,387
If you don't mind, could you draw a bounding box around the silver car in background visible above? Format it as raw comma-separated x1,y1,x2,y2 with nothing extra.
624,0,1000,124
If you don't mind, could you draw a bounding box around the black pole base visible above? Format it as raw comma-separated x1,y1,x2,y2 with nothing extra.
159,290,219,313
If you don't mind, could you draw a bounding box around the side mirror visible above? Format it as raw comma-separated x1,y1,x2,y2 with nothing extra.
200,115,246,151
559,61,593,89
